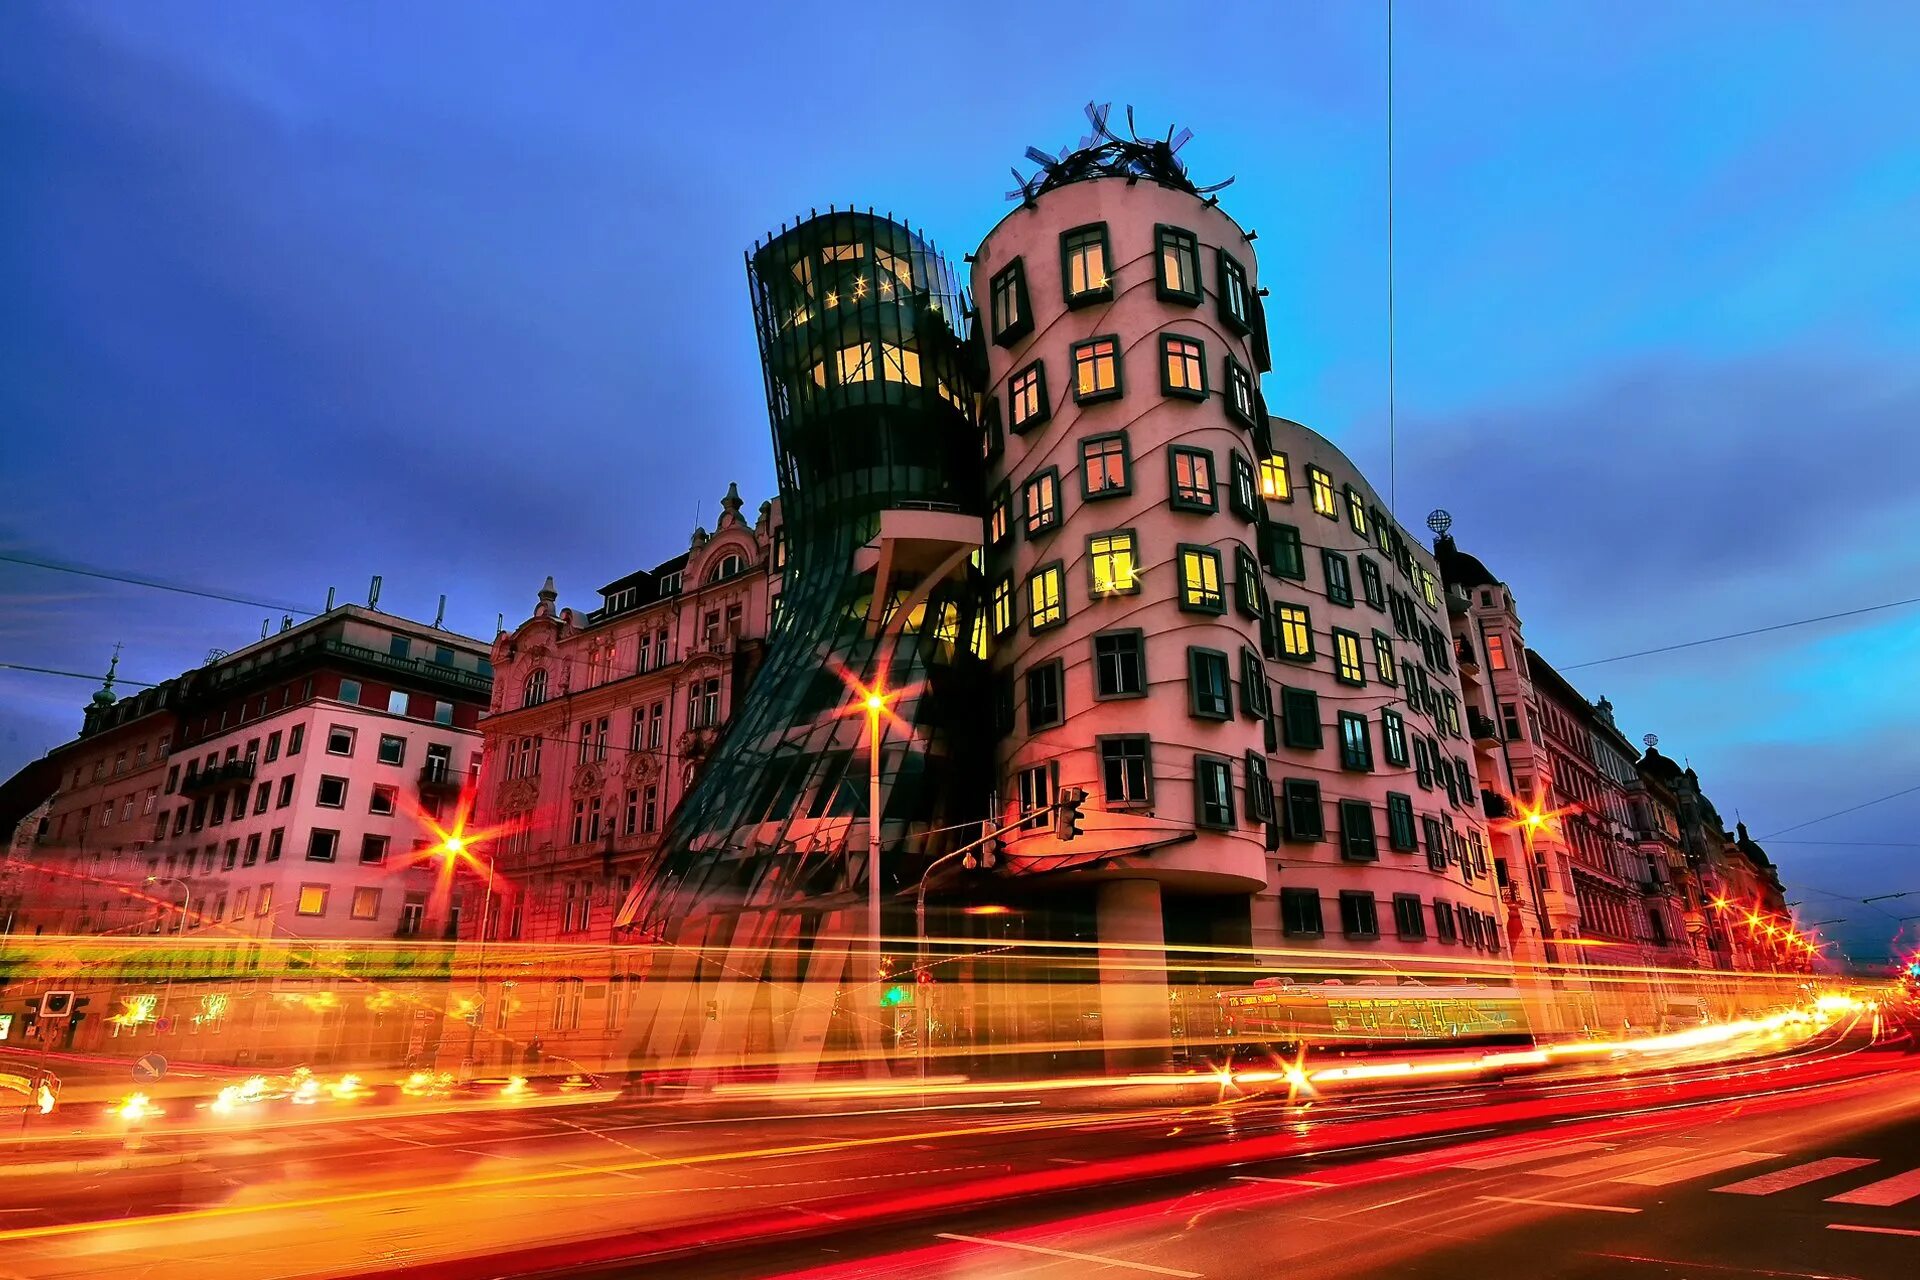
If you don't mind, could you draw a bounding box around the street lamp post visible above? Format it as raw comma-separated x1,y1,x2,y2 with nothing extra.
450,837,497,1068
863,692,887,1031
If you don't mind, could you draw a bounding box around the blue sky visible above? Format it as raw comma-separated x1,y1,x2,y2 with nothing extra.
3,1,1916,961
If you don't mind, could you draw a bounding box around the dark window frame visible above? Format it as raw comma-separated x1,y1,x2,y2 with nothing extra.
1262,521,1306,579
1280,886,1323,937
1339,887,1380,938
989,257,1034,345
1176,543,1227,615
1070,334,1125,405
1187,646,1233,720
1280,685,1323,749
1025,659,1065,733
1008,359,1051,434
1026,560,1067,635
1154,223,1203,305
1093,628,1148,700
1160,333,1208,400
1021,466,1062,538
1386,792,1418,851
1168,446,1218,513
1059,222,1113,308
1079,431,1133,499
1338,710,1374,772
1323,550,1354,606
1281,778,1323,841
1097,733,1154,808
1393,892,1428,940
1193,753,1235,830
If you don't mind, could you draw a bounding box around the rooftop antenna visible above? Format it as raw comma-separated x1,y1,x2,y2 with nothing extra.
368,575,382,609
433,594,446,629
281,615,293,632
496,612,505,634
325,586,336,611
261,618,270,639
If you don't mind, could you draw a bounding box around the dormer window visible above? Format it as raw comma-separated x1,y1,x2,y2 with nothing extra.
658,571,682,596
709,553,746,583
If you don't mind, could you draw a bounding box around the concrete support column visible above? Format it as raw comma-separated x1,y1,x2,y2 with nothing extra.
1096,879,1169,1073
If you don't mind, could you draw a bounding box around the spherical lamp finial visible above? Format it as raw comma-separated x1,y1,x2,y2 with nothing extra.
1426,509,1453,537
1643,733,1660,749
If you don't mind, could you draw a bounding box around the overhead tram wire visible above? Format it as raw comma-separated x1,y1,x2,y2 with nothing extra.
1760,781,1920,840
1560,594,1920,671
0,551,322,616
0,661,157,688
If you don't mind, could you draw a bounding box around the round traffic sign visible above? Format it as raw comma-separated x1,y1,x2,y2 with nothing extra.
132,1053,168,1083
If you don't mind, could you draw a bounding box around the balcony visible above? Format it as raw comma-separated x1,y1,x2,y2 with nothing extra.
179,759,257,793
418,759,463,795
1468,710,1501,744
1456,637,1479,671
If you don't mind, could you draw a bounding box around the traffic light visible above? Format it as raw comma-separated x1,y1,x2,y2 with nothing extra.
1055,787,1085,842
38,992,74,1019
880,984,911,1007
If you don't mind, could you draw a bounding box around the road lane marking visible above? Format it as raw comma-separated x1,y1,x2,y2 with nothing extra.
1533,1145,1691,1179
1474,1195,1640,1215
1615,1150,1782,1187
1828,1223,1920,1238
1714,1158,1878,1196
935,1233,1203,1277
1231,1175,1334,1187
1827,1167,1920,1206
1453,1141,1613,1170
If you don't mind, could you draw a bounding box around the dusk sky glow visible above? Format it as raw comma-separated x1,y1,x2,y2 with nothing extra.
3,2,1916,962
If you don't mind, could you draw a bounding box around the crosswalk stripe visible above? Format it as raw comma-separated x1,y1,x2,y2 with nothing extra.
1714,1157,1878,1196
1533,1146,1691,1179
1615,1150,1782,1187
1827,1167,1920,1206
1454,1141,1613,1171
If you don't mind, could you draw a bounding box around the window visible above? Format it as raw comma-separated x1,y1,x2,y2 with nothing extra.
1258,452,1290,501
1262,522,1305,579
1433,900,1458,942
1358,557,1385,609
1500,702,1523,740
350,887,381,921
989,259,1032,344
1273,604,1313,662
1323,551,1354,606
1022,468,1061,537
1155,224,1201,303
338,679,362,705
1243,751,1273,823
1387,793,1417,851
222,838,238,870
1009,360,1049,433
297,885,329,917
317,775,348,808
267,827,283,862
433,700,453,726
1308,466,1337,518
1161,334,1206,398
1227,452,1259,522
386,690,409,716
1016,760,1058,831
326,725,355,756
1071,336,1122,403
1178,545,1224,613
1087,530,1139,596
1060,223,1111,306
1345,486,1369,536
1372,631,1398,685
642,784,659,833
1217,249,1252,332
1413,737,1432,789
1339,889,1379,938
1230,548,1263,620
1239,647,1269,718
988,482,1012,546
1486,633,1509,670
982,399,1003,462
1280,887,1323,937
878,341,920,385
1093,630,1146,698
1080,433,1130,497
1393,893,1427,940
1281,778,1323,840
243,833,261,866
1099,736,1152,806
1224,357,1256,425
689,677,722,728
1339,712,1374,772
306,829,340,862
991,575,1015,636
1025,661,1064,732
265,731,282,763
1027,563,1066,632
1333,629,1366,685
1280,686,1322,749
1169,447,1216,512
1423,816,1447,870
1188,648,1231,720
360,834,389,865
1194,755,1234,829
370,734,404,767
1382,709,1410,766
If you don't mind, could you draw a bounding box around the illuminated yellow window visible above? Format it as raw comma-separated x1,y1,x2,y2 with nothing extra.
1259,454,1290,501
1276,604,1313,660
1063,226,1109,300
836,342,873,384
350,887,380,920
930,602,959,647
1028,565,1065,631
822,243,865,264
879,343,921,386
1334,630,1366,685
875,247,914,292
1373,632,1397,684
296,885,329,917
1179,546,1224,613
970,612,989,659
1309,466,1337,518
1346,486,1368,536
1089,531,1139,595
809,361,827,389
991,576,1014,635
790,255,814,297
1162,336,1205,396
1072,337,1120,400
1421,568,1439,606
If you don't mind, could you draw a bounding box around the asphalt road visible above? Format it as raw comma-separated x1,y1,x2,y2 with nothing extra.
0,1011,1910,1279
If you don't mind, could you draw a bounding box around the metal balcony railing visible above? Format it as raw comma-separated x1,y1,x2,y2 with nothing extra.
179,759,257,793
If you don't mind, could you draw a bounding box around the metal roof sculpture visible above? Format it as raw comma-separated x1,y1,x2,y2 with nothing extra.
1005,102,1235,204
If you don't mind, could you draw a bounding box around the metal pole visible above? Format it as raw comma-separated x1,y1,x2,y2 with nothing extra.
868,702,884,1026
465,854,494,1066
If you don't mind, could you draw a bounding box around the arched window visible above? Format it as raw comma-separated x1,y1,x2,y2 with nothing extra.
523,669,549,708
708,552,746,583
